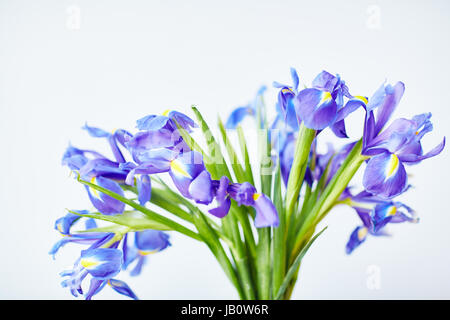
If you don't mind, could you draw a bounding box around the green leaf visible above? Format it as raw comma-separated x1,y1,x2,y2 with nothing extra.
256,227,271,299
271,164,286,295
174,121,217,177
236,125,255,186
191,106,232,180
69,210,172,231
275,226,327,300
218,117,247,183
285,123,316,225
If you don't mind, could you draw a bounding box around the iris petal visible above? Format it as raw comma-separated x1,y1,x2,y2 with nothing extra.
362,153,408,199
294,88,337,130
80,248,123,280
253,194,279,228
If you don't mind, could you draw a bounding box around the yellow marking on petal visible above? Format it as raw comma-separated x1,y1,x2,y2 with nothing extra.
80,258,100,269
170,159,192,178
385,154,399,178
252,193,261,201
162,109,171,116
319,91,332,105
357,227,368,241
90,177,99,197
282,88,293,94
388,205,397,216
57,224,64,234
415,131,419,135
354,95,368,104
138,249,158,256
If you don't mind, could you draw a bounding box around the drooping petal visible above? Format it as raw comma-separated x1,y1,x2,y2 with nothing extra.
335,96,368,122
398,137,445,164
107,279,138,300
168,110,198,132
54,212,82,235
362,153,408,199
294,88,337,130
137,175,151,205
208,176,231,218
85,278,107,300
252,193,279,228
136,115,168,131
82,123,110,138
86,176,125,215
208,196,231,218
330,119,348,138
169,151,206,198
188,170,214,204
80,248,123,280
225,106,253,129
135,230,171,253
346,226,369,254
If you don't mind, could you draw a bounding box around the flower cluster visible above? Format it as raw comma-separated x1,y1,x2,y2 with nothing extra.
228,68,444,254
50,211,170,299
53,110,278,299
53,67,444,300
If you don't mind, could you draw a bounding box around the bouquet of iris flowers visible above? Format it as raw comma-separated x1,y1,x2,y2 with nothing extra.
51,68,445,300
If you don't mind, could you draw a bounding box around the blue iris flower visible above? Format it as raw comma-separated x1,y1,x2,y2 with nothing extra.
361,82,445,199
225,86,267,129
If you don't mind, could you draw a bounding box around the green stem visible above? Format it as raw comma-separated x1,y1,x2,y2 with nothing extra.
290,140,366,264
285,124,316,227
275,227,327,300
256,228,271,299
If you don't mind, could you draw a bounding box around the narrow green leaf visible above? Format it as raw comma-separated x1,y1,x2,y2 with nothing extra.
191,106,232,180
275,226,327,300
256,227,271,299
271,164,286,295
69,210,172,231
190,208,245,299
285,123,316,225
236,125,255,186
218,117,247,183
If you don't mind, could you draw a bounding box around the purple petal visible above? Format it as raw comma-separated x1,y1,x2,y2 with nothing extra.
188,170,214,204
362,153,408,199
253,193,279,228
294,88,337,130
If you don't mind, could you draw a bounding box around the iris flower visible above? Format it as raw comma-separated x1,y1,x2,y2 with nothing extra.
123,230,171,276
344,190,418,253
361,82,445,199
225,86,267,129
209,176,279,227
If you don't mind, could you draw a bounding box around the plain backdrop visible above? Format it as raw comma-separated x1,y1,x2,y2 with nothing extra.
0,0,449,299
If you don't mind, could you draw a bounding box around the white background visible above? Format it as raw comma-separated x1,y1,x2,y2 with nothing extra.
0,0,449,299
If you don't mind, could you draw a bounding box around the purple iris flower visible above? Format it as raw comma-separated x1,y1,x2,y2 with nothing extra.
51,213,139,300
127,110,197,155
125,149,214,205
83,123,128,163
285,70,366,136
225,86,267,129
361,82,445,199
122,230,171,276
209,177,279,228
344,190,418,254
273,67,300,117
